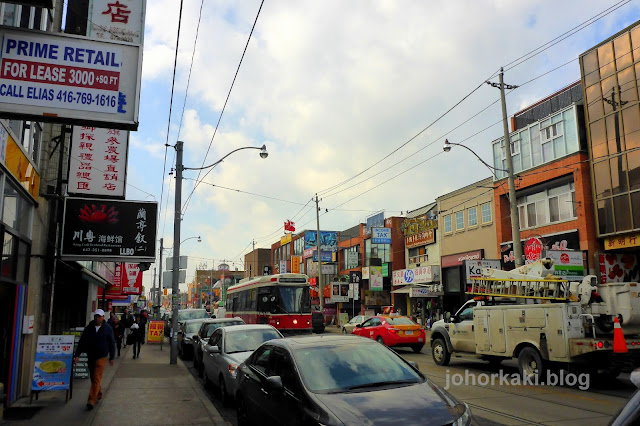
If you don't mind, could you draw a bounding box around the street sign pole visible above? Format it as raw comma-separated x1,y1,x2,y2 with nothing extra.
170,141,183,365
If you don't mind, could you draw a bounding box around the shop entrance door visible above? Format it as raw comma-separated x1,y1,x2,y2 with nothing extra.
0,283,16,405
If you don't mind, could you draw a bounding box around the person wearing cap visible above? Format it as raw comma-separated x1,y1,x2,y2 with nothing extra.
73,308,116,410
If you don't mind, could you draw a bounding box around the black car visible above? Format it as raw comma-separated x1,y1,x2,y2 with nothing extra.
193,317,245,375
235,335,472,426
178,319,207,360
312,311,325,334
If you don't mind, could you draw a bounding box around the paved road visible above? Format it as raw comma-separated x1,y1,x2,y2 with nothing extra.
183,328,635,425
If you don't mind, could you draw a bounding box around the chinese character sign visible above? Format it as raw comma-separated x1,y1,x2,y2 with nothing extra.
118,262,142,294
147,321,164,343
69,126,128,197
62,198,157,261
89,0,146,45
32,335,75,391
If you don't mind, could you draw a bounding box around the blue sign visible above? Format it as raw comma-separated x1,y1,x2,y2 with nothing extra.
404,269,415,284
32,335,75,391
313,251,333,262
366,212,385,234
372,227,392,244
304,231,338,251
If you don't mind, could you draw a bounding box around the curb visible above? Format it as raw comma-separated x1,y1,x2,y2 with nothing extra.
177,358,228,425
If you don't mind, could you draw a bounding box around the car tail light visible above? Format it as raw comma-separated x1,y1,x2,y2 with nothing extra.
388,328,398,333
229,363,238,378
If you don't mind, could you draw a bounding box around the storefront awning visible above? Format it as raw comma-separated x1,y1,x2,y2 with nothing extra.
391,286,411,294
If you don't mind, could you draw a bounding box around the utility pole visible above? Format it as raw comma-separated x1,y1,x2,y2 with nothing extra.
158,238,164,317
170,141,183,364
488,68,523,267
315,194,323,312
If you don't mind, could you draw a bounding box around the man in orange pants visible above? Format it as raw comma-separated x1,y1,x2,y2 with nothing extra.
73,309,116,410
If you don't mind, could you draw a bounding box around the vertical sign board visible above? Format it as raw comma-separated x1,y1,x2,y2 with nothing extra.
147,320,164,343
61,198,157,262
68,126,128,198
370,266,383,291
63,329,88,379
371,227,392,244
32,335,75,391
279,260,287,274
0,28,142,130
88,0,147,45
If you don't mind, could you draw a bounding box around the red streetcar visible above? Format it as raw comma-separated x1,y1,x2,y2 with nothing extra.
352,315,425,353
225,273,312,334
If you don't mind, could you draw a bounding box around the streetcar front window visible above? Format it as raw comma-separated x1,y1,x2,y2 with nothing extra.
277,286,311,314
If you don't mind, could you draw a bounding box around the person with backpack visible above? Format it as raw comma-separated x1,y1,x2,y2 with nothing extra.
120,308,134,348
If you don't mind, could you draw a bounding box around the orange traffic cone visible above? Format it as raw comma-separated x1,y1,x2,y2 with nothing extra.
613,317,629,354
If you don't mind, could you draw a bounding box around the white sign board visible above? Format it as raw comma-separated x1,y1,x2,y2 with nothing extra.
371,227,392,244
162,270,186,287
280,260,287,273
348,283,359,300
346,251,359,269
88,0,146,45
546,250,584,280
362,266,369,279
464,259,501,284
392,266,433,285
166,256,188,271
68,126,128,197
0,28,141,130
410,286,444,298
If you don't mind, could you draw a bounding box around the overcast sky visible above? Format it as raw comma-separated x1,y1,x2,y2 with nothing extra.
132,0,640,293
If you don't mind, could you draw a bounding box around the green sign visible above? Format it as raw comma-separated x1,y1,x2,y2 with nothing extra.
382,263,389,277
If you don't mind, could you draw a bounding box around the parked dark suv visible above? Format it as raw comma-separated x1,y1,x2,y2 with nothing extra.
312,311,324,333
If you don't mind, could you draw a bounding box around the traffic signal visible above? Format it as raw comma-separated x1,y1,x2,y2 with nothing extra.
214,289,220,297
201,292,205,299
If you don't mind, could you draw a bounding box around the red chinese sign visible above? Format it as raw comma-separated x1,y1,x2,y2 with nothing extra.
69,126,128,197
524,237,543,263
405,229,434,248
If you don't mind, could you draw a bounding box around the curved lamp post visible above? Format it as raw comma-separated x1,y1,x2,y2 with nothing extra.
169,142,268,364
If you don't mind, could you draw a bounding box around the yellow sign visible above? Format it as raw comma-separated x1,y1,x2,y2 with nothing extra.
401,216,437,237
291,256,301,274
5,134,40,200
605,233,640,250
147,320,164,343
280,233,292,245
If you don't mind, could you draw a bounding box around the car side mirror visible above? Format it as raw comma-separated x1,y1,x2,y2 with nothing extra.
266,376,284,392
444,312,451,323
408,361,420,371
209,345,220,353
356,324,363,328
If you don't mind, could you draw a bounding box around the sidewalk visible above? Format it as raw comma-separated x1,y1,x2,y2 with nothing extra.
3,341,227,425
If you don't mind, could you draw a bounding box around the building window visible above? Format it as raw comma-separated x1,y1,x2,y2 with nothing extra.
444,215,452,233
516,182,576,229
408,246,428,265
455,211,464,230
468,207,477,227
365,239,390,266
482,203,492,223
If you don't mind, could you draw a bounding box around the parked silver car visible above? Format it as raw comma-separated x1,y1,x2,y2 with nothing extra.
202,324,283,405
193,317,245,375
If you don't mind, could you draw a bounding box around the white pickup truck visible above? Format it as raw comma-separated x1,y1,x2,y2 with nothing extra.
430,259,640,380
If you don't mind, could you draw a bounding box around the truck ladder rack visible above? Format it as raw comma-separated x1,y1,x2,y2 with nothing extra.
468,277,572,301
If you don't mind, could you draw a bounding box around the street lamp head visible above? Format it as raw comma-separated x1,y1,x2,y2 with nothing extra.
259,144,268,159
443,139,452,153
197,236,202,242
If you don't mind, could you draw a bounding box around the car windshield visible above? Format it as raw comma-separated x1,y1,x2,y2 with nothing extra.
385,317,417,325
293,342,422,393
224,329,282,354
178,310,209,321
205,321,243,337
186,321,204,334
349,316,362,324
277,286,311,314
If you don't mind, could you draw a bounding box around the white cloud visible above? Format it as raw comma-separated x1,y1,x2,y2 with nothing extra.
133,0,639,267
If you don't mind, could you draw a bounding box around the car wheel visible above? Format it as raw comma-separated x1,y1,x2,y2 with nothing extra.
431,338,451,366
412,344,423,354
219,375,228,406
342,327,347,334
376,336,385,345
236,394,249,426
518,347,544,382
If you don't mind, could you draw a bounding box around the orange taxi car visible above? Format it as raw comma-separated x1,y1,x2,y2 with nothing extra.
352,314,425,353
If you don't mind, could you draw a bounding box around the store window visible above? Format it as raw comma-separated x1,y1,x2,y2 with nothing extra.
3,180,33,238
444,215,452,233
408,246,428,265
516,182,576,229
365,239,390,266
468,207,477,227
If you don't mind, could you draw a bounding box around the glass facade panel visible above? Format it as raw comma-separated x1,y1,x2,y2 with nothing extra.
613,194,632,231
587,84,604,121
1,232,15,279
2,4,16,25
623,104,640,150
482,203,491,223
632,191,640,229
610,155,629,195
628,149,640,191
468,207,477,227
597,198,615,235
444,215,452,232
591,120,607,159
606,114,625,155
633,26,640,62
618,66,638,104
583,50,600,86
531,126,542,166
16,240,28,283
636,63,640,101
598,42,615,79
455,211,464,230
601,75,618,116
594,160,612,199
521,129,531,169
615,33,633,71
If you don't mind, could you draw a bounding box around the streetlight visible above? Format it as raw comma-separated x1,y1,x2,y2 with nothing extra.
181,236,201,245
443,138,523,268
169,141,268,364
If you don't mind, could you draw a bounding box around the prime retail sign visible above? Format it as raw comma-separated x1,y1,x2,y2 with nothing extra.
0,28,141,130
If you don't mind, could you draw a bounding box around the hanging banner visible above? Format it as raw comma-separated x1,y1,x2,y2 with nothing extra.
68,126,128,197
291,256,301,274
0,28,142,130
362,266,370,280
32,335,75,391
88,0,147,45
370,266,383,291
61,198,157,261
117,262,142,295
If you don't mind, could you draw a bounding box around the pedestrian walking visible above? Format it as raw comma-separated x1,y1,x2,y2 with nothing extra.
129,315,145,359
112,316,125,357
73,309,115,410
121,308,134,348
107,311,116,328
